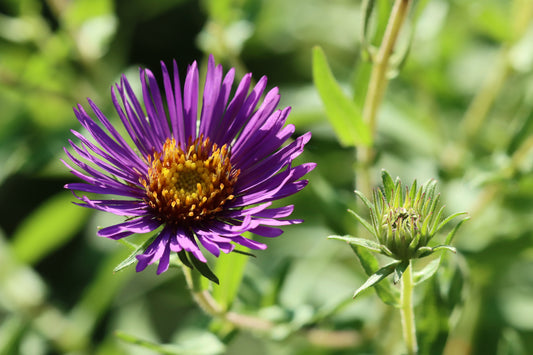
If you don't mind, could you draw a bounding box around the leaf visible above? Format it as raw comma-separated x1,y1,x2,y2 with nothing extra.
212,243,250,310
433,212,469,236
346,210,376,237
114,235,158,273
177,250,194,269
189,253,220,285
381,169,395,202
361,0,377,60
11,192,90,265
328,235,381,253
73,251,133,334
393,260,409,284
353,260,401,298
115,329,225,355
350,245,400,306
431,245,457,254
413,257,441,285
312,46,372,147
444,215,470,245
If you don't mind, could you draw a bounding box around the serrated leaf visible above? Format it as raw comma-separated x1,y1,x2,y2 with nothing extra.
114,235,157,273
328,235,381,253
350,245,400,306
353,260,401,298
312,46,372,147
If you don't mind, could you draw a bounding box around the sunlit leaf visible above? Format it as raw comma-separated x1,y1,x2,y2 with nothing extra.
353,260,400,298
11,192,90,265
350,245,400,306
212,242,250,310
312,46,372,147
328,235,381,253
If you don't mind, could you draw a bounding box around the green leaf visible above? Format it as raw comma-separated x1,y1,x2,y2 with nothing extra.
72,251,133,335
11,192,90,265
312,46,372,147
350,245,400,306
361,0,376,60
433,212,469,236
381,169,395,201
115,329,225,355
114,235,158,273
431,245,457,254
189,253,220,285
353,260,401,298
444,216,470,245
413,257,441,285
177,250,194,269
393,260,409,284
328,235,381,253
346,210,376,237
212,244,250,310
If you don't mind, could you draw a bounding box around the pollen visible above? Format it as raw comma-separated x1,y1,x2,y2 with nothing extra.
141,137,239,224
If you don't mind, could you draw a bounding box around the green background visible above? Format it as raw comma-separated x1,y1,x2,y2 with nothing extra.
1,0,533,354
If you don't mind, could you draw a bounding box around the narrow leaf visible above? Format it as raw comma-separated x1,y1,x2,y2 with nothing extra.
11,192,90,264
190,253,219,285
431,245,457,254
328,235,382,252
312,46,372,147
413,257,441,285
177,250,194,269
353,260,401,298
393,260,409,284
114,235,157,273
434,212,469,236
445,216,470,245
381,170,395,201
350,245,400,306
212,246,250,309
346,210,376,236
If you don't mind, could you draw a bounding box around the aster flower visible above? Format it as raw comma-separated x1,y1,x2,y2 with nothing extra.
63,55,315,279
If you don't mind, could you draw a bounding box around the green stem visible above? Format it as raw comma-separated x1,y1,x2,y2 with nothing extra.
181,265,362,347
400,261,418,355
357,0,412,197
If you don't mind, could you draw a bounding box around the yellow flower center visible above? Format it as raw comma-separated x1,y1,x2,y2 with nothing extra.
141,137,239,224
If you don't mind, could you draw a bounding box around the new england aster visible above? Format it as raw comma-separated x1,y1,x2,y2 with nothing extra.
63,55,315,276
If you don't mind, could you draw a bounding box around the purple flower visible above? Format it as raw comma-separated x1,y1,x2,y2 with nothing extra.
63,55,315,276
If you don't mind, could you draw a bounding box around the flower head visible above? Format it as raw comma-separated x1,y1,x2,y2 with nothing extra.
63,55,315,277
329,170,468,297
350,170,467,261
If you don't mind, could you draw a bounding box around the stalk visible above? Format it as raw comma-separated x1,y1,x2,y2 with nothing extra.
400,261,418,355
357,0,412,197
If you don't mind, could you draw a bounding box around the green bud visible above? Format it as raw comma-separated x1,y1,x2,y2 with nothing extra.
352,170,467,261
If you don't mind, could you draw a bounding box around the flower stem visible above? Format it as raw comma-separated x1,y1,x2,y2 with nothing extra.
181,265,362,348
357,0,412,197
400,261,418,355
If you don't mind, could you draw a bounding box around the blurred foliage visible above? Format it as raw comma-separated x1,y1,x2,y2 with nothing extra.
1,0,533,354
